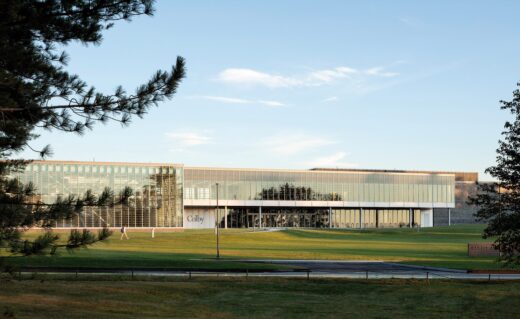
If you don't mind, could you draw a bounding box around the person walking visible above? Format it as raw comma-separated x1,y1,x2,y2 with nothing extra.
120,225,130,240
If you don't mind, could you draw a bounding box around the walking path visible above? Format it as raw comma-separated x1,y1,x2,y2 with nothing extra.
19,260,520,280
232,260,520,280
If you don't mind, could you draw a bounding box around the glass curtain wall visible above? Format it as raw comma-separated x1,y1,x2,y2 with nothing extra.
330,209,421,228
222,207,330,228
216,208,422,229
13,162,183,228
185,168,455,204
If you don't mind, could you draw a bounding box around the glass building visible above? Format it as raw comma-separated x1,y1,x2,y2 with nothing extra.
12,161,183,228
10,160,471,229
183,167,455,229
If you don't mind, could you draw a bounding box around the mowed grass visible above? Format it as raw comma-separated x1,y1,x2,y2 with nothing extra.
0,277,519,319
3,224,513,270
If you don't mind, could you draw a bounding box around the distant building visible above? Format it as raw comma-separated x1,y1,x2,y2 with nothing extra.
12,160,481,229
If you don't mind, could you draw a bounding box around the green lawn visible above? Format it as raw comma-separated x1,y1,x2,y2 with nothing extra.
2,224,513,270
1,277,519,318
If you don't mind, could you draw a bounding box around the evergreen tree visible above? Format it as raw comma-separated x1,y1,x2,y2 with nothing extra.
470,83,520,264
0,1,185,259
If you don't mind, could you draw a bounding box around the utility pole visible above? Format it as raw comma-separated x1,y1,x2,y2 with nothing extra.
216,182,220,259
498,184,502,257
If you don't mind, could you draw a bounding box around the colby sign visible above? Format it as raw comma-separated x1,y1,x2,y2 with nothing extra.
187,214,205,224
183,210,215,229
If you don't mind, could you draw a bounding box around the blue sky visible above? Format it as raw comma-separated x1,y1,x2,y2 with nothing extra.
19,0,520,179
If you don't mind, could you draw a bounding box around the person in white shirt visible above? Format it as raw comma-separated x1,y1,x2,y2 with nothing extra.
120,226,130,240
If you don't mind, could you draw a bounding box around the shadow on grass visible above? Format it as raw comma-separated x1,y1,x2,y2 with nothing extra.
282,227,488,244
3,250,290,270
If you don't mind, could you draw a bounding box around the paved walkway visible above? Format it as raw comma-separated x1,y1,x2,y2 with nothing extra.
19,260,520,280
231,260,520,280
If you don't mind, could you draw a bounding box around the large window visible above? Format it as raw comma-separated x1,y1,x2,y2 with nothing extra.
14,162,184,228
184,168,455,204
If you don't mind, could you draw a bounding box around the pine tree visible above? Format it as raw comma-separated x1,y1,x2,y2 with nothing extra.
0,1,185,259
470,83,520,265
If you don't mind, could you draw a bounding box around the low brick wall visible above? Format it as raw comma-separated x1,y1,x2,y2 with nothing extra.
468,243,499,257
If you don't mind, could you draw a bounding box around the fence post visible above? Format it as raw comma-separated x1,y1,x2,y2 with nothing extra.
75,270,78,279
246,269,248,279
307,270,310,280
488,274,491,281
189,271,192,280
366,271,368,280
131,270,134,280
426,272,429,283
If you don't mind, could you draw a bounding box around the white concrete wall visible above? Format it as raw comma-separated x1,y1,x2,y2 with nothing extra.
420,209,433,227
183,208,215,229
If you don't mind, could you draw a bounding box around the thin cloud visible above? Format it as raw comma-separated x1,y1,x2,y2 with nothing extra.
354,61,460,95
202,96,250,104
259,100,285,107
305,152,357,168
217,68,301,88
307,67,357,84
216,65,400,88
365,67,399,78
323,96,339,102
198,95,285,107
263,133,336,155
165,131,212,147
399,17,420,27
216,66,361,88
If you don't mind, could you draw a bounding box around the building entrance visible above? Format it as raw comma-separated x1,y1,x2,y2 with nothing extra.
216,207,422,229
221,207,330,228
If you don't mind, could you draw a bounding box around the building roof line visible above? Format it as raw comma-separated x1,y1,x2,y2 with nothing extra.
20,160,478,180
184,166,458,177
25,159,183,167
311,168,478,181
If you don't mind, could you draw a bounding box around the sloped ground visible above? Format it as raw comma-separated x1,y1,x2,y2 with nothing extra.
1,278,519,319
3,225,514,271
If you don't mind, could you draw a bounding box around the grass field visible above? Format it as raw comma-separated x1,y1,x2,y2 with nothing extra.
2,224,514,270
1,277,519,318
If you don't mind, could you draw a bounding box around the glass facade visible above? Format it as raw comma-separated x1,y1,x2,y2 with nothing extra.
10,161,458,229
188,207,422,229
184,168,455,204
330,209,421,228
13,162,183,228
222,207,331,228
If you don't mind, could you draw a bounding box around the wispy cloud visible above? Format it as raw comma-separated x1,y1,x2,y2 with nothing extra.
217,69,301,88
364,67,399,78
323,96,339,102
262,133,336,155
165,131,212,147
399,17,419,27
258,100,285,107
202,96,250,104
216,66,362,88
216,65,399,88
305,152,357,168
307,67,357,84
352,61,460,95
198,95,285,107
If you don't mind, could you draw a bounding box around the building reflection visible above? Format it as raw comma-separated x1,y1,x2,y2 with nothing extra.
13,162,183,228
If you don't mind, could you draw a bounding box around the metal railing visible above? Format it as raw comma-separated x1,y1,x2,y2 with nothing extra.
9,268,520,281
